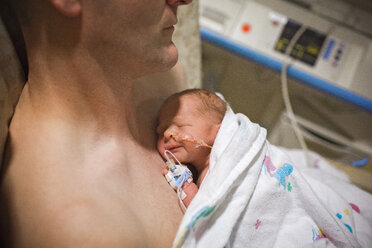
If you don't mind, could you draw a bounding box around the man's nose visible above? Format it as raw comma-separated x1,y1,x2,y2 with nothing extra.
167,0,193,6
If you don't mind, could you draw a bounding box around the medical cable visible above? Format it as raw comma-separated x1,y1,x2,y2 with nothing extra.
177,175,188,212
281,24,311,168
164,149,183,171
163,150,190,212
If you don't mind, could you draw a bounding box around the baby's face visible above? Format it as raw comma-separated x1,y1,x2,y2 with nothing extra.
157,95,220,168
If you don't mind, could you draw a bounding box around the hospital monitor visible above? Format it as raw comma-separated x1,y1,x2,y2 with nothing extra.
200,0,372,107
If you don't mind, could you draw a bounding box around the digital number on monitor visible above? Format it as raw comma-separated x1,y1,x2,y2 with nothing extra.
274,20,326,66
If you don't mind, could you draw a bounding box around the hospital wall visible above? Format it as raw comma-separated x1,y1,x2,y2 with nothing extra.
173,0,202,89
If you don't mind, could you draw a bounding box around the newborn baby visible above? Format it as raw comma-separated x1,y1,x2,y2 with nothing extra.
156,89,226,208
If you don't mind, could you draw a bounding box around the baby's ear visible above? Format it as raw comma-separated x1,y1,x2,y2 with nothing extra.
48,0,81,17
214,123,221,132
211,123,221,140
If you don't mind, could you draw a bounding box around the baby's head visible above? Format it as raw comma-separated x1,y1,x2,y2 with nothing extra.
156,89,226,172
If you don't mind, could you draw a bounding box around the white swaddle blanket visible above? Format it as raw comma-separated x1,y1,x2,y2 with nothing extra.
173,107,372,248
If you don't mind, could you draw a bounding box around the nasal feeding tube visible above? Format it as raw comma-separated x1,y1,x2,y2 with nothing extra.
170,134,213,149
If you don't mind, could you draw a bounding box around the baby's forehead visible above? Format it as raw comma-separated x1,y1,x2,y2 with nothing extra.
160,95,201,112
166,94,200,105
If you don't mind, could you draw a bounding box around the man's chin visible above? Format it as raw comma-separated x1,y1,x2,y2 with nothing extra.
158,45,179,72
134,44,178,78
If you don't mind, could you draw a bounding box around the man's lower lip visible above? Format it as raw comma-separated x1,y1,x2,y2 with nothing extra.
165,26,175,31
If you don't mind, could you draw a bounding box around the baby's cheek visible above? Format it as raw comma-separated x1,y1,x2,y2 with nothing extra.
157,138,165,157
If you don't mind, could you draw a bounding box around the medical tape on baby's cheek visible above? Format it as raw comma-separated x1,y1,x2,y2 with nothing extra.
171,133,213,149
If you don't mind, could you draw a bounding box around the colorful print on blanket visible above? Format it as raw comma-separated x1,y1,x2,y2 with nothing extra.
336,211,353,234
312,227,327,242
263,156,293,191
174,205,216,248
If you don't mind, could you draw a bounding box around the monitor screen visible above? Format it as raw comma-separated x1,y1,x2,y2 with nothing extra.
274,19,326,66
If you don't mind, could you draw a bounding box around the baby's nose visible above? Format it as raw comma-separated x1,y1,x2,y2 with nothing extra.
163,127,173,141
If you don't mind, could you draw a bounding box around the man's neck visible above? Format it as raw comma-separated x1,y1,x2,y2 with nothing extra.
23,48,147,144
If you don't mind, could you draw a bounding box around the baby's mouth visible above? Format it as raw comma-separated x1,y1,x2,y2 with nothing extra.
165,143,182,152
165,145,181,152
